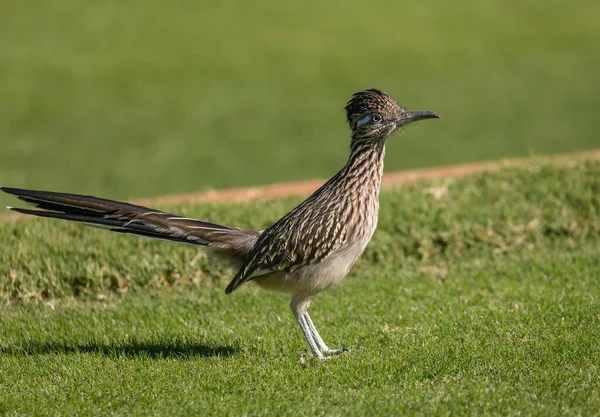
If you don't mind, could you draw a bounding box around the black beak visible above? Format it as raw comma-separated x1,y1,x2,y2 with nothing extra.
397,110,440,126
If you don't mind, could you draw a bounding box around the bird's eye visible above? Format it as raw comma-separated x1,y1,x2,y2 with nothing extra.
372,114,383,123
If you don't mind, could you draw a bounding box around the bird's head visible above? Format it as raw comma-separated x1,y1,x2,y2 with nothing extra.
345,89,439,145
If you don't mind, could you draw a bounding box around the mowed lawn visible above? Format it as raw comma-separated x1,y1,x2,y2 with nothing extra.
1,0,599,210
0,159,599,416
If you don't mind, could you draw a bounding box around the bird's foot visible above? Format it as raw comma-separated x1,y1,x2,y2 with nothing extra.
323,348,350,355
299,348,352,363
319,348,351,360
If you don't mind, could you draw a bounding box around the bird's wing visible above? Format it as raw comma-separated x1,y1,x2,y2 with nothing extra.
224,192,348,294
224,233,292,294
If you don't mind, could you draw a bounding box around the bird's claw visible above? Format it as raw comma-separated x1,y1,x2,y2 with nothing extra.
324,348,350,355
318,348,351,360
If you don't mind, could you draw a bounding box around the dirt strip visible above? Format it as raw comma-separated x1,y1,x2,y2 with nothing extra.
2,149,599,222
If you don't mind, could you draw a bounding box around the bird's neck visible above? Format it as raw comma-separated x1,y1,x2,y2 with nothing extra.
342,140,386,197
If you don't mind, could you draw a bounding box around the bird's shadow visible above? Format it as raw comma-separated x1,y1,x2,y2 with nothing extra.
0,340,239,359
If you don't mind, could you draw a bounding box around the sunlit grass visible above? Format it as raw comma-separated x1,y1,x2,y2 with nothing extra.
0,160,599,415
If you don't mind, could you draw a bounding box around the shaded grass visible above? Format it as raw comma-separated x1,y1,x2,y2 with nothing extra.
1,0,600,210
0,159,599,415
1,158,598,301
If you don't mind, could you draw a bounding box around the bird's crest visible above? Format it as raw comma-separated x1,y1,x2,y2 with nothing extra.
344,89,402,129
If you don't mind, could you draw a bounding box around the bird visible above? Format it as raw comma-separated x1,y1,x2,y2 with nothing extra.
1,89,439,359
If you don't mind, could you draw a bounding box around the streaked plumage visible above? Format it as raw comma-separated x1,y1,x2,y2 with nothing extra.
2,89,439,359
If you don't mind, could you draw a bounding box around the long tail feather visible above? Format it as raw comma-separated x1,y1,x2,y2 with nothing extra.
1,186,259,257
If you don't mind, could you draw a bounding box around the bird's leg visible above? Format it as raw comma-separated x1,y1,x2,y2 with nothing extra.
305,312,349,355
294,312,324,359
290,295,349,359
303,312,330,352
291,295,323,358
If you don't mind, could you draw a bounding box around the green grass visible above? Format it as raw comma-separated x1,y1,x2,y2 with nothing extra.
1,159,599,415
1,0,600,210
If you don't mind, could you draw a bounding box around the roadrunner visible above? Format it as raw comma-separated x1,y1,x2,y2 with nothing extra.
2,89,439,359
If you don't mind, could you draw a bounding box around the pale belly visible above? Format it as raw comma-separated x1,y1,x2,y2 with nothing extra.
253,232,374,295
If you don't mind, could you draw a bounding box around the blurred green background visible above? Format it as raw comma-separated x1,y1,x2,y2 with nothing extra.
1,0,598,208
